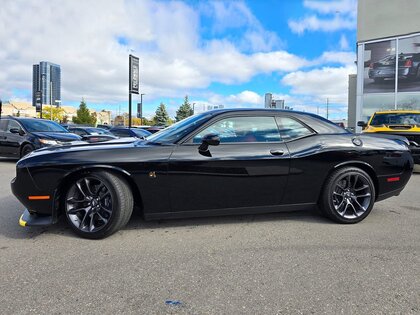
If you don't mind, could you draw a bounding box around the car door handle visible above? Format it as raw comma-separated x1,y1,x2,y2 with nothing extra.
270,149,284,156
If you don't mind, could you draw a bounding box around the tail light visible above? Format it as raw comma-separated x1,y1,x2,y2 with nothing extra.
404,59,413,67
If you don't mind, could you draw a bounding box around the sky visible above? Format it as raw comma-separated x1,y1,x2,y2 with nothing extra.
0,0,357,119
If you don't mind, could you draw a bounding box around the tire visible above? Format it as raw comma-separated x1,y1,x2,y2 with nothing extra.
63,171,133,239
319,167,376,224
21,144,35,158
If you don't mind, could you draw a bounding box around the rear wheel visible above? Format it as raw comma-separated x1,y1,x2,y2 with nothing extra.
64,171,133,239
319,167,375,224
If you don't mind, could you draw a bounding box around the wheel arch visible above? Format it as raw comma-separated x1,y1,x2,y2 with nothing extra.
20,142,35,157
322,161,379,201
54,165,143,216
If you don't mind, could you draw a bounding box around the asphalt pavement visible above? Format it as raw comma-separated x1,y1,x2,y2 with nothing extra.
0,158,419,314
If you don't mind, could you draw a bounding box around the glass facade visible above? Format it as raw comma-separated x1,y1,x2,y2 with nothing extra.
32,61,61,106
358,33,420,121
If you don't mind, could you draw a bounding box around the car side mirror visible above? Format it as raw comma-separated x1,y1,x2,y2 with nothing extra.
10,128,24,135
357,121,367,128
198,133,220,157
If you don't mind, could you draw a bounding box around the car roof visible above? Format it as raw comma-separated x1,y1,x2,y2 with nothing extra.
373,110,420,114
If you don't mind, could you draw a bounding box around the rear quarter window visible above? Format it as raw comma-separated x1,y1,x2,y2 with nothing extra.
276,117,314,141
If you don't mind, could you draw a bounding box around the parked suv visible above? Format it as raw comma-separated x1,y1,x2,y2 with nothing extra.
0,116,81,158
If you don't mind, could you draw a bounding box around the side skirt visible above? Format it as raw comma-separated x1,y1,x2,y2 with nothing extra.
144,203,317,221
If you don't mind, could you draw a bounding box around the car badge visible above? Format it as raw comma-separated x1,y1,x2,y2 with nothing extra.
352,137,363,146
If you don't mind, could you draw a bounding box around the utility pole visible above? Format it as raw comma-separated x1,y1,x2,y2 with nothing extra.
326,98,329,120
50,81,53,120
140,93,145,125
0,99,2,119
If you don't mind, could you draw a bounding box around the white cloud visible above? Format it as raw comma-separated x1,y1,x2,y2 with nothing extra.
288,15,356,34
281,64,356,103
303,0,357,15
339,34,350,50
0,0,307,106
202,1,284,52
288,0,357,34
317,51,356,65
208,90,263,107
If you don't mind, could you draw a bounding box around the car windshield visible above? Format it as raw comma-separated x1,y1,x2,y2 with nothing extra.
85,128,112,135
147,113,212,144
20,119,69,132
370,113,420,126
132,128,152,137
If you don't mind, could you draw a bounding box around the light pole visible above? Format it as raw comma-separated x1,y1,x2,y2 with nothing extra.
192,102,195,114
140,93,145,125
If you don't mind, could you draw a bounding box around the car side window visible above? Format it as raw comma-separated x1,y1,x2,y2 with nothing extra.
113,129,130,137
276,117,314,141
192,116,281,144
0,119,8,131
8,120,21,132
72,129,87,136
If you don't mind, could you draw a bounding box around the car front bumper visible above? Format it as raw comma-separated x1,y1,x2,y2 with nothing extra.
19,209,53,227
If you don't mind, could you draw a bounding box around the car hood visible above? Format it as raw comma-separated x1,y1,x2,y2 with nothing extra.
363,125,420,132
31,131,81,142
17,139,174,168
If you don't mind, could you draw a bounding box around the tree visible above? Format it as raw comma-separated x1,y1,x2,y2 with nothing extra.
42,106,66,122
142,117,154,126
153,103,169,126
72,99,96,125
175,95,193,122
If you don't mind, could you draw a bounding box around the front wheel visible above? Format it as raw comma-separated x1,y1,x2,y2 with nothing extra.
64,171,133,239
319,167,376,224
21,144,34,158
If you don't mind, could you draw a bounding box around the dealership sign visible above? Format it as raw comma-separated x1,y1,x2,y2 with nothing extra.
129,55,139,94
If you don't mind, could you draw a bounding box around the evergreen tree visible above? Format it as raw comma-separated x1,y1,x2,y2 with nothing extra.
72,99,96,125
153,103,169,126
175,95,193,122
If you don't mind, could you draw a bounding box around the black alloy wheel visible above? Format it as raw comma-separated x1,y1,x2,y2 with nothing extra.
21,144,34,157
320,167,375,224
64,171,133,239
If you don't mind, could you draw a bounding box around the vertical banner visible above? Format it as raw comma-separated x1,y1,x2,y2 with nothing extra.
35,91,42,113
137,102,142,118
129,55,139,94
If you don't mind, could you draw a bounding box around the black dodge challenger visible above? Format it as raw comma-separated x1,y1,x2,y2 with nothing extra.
12,109,414,239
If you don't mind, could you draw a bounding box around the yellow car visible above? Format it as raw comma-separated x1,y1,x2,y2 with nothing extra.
358,110,420,164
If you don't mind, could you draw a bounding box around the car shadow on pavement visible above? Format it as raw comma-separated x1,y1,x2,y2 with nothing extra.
0,200,332,240
0,158,18,164
124,208,333,231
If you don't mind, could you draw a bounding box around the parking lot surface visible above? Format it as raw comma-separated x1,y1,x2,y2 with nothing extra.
0,158,419,314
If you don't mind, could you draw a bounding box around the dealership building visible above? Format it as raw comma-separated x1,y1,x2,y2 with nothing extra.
350,0,420,130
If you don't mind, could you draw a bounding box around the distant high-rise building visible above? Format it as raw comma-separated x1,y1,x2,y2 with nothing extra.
264,93,285,109
264,93,272,108
32,61,61,106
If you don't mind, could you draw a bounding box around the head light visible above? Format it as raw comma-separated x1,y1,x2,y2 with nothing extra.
39,139,59,145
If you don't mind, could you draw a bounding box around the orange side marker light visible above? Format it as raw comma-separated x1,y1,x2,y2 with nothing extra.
28,196,51,200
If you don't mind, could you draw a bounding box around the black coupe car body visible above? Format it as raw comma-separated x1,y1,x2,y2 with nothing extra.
12,109,413,238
